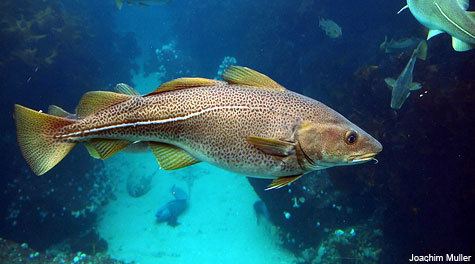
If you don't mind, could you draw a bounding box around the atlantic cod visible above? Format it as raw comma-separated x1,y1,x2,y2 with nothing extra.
14,66,382,190
398,0,475,52
115,0,171,10
385,41,427,110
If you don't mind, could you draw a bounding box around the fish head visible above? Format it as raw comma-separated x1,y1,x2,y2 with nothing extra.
295,117,382,170
156,206,171,222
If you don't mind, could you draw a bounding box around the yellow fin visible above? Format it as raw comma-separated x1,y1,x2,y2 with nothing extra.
266,175,303,190
147,78,217,96
84,143,101,159
222,66,286,92
14,104,77,175
48,105,74,118
115,83,140,96
76,91,132,118
149,142,200,170
247,136,295,157
86,139,131,159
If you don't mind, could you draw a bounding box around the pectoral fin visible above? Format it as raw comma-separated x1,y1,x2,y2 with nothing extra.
410,82,422,91
149,142,200,170
266,175,303,190
452,37,474,52
384,78,396,89
246,136,295,157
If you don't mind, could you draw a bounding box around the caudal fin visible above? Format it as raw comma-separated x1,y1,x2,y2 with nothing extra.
14,104,77,175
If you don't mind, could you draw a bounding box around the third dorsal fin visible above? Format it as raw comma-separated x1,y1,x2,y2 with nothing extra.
146,78,217,96
222,66,286,92
76,91,132,118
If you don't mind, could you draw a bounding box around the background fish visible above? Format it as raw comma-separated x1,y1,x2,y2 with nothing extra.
14,66,382,189
400,0,475,51
379,36,423,53
318,18,342,39
115,0,171,10
156,186,188,226
385,41,427,109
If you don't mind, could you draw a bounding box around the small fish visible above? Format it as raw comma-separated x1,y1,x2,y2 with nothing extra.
171,185,188,200
379,36,423,53
253,200,270,225
318,18,342,39
385,41,428,110
156,187,188,227
14,66,382,190
115,0,171,10
399,0,475,52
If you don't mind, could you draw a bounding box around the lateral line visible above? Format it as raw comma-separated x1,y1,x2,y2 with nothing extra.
60,105,269,138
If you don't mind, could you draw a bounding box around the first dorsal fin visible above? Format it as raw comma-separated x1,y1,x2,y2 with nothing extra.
76,91,132,118
48,105,74,118
149,142,200,170
146,78,217,96
222,66,286,92
115,83,140,96
266,175,303,190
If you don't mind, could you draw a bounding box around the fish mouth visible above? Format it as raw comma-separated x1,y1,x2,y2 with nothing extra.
348,153,379,164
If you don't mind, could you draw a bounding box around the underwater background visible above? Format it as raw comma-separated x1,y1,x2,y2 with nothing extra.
0,0,474,263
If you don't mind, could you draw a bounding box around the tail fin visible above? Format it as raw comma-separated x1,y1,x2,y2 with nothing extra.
14,104,77,175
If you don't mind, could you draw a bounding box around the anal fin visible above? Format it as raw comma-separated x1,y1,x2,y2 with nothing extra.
265,175,303,190
452,37,474,52
149,142,200,170
85,139,131,159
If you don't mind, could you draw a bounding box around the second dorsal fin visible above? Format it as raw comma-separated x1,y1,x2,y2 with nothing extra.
76,91,132,118
222,66,286,92
146,78,217,96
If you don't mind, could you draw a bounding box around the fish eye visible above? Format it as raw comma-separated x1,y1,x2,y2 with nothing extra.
345,130,358,145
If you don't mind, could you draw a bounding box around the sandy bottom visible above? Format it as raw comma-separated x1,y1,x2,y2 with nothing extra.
97,152,297,264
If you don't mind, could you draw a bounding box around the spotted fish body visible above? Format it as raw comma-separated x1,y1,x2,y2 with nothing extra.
14,67,382,189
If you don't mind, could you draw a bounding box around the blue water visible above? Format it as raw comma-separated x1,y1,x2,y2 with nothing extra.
1,0,474,263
